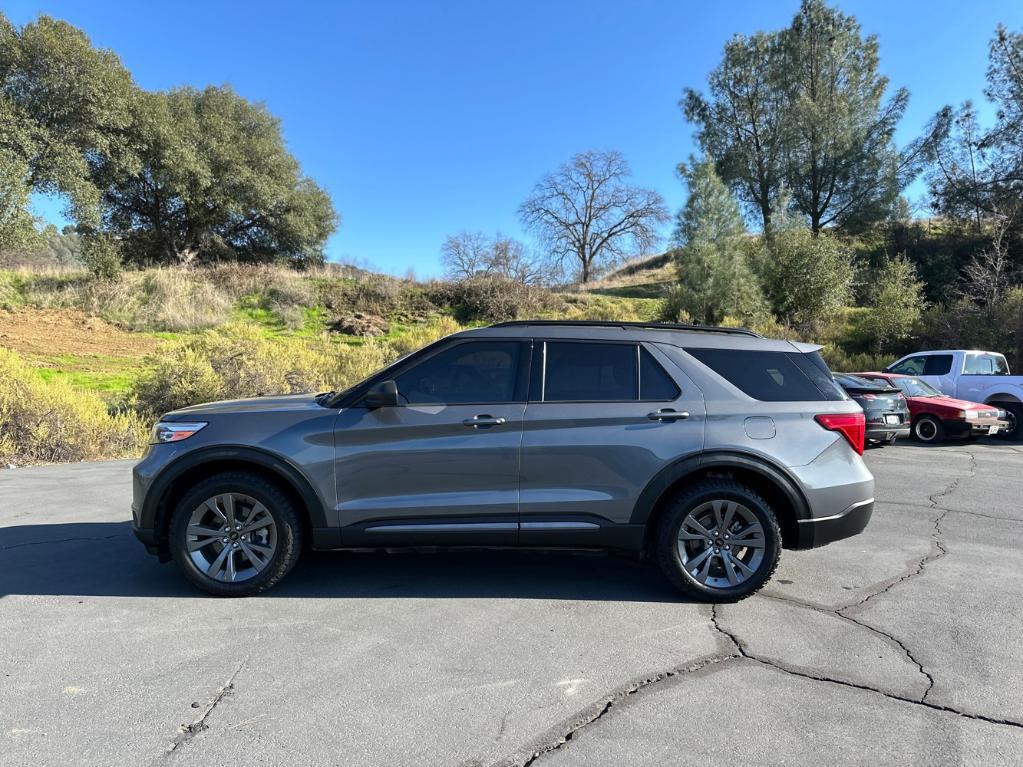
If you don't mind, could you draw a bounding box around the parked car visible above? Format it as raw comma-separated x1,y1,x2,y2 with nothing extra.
834,374,910,445
884,350,1022,440
132,320,875,601
855,372,1007,443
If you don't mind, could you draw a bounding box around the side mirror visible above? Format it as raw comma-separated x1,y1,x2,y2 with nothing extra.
364,379,399,409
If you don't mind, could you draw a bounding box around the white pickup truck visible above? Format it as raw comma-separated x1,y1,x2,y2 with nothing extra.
884,350,1022,439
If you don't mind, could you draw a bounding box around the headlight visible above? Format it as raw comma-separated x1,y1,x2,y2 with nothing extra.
963,410,978,420
150,421,208,444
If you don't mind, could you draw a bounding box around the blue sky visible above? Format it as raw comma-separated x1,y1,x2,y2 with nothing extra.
7,0,1023,276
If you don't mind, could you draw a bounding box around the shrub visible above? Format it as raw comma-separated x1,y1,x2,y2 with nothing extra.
428,276,557,323
80,234,123,280
760,227,854,335
131,324,335,414
0,347,146,465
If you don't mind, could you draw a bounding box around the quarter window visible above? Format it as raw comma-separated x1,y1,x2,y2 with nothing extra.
394,341,523,404
640,347,681,400
685,348,846,402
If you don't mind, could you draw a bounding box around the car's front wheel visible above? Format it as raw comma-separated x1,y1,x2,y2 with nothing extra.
169,471,303,597
912,414,944,443
653,479,781,602
996,403,1021,442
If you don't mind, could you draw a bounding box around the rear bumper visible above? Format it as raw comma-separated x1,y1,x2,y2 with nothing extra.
796,498,874,548
866,424,910,441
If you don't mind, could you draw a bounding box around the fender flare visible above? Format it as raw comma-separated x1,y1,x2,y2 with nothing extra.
141,445,330,536
628,450,812,527
984,392,1022,405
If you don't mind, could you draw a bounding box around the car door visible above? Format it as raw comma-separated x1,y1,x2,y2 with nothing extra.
333,338,530,546
518,339,705,546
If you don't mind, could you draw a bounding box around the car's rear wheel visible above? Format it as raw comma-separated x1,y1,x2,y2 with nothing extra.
912,415,944,443
169,472,303,597
653,479,781,602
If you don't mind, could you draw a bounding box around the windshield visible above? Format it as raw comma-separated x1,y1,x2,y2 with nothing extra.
891,377,942,398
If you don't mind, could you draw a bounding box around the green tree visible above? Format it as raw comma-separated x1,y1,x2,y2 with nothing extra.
684,0,936,236
760,212,854,334
0,13,138,231
858,256,925,353
665,157,766,325
682,32,787,236
98,86,337,267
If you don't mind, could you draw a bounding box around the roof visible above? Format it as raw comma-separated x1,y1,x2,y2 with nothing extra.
456,320,818,353
489,320,762,337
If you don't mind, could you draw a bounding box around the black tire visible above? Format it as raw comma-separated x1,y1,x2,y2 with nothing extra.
912,414,944,443
169,471,304,597
653,479,781,602
995,403,1022,442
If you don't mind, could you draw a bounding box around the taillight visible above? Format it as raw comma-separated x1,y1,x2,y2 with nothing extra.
815,413,865,455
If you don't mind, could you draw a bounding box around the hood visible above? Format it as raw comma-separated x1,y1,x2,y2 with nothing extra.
166,393,324,418
918,395,990,412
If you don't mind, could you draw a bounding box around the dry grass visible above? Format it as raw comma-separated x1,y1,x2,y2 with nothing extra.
0,347,147,465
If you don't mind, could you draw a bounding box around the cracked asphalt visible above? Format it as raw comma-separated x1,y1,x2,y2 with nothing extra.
2,442,1023,766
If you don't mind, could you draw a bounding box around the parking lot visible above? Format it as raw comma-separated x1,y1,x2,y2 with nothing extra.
2,441,1023,766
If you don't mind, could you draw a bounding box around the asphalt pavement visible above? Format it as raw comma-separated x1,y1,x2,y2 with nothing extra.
2,442,1022,766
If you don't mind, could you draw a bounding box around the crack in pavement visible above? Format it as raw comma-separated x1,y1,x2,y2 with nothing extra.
498,649,740,767
505,448,1003,765
832,449,976,615
757,592,934,696
709,604,1023,731
161,641,258,760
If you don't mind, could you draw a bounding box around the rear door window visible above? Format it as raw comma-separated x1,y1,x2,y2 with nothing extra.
685,348,846,402
922,355,953,375
544,342,637,402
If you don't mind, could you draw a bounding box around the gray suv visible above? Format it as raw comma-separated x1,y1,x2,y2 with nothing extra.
132,321,874,600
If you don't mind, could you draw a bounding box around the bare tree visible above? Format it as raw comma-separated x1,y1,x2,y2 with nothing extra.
440,231,490,279
960,210,1018,305
441,231,547,284
518,150,669,283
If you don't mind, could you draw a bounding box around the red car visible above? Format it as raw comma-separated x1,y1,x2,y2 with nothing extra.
854,372,1008,443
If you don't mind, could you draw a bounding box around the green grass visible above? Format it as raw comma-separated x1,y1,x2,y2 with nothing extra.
29,352,142,401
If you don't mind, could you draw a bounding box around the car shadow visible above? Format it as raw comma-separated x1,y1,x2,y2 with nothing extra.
0,521,684,602
893,437,1011,449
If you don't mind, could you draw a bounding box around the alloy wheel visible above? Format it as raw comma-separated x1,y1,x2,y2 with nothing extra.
186,493,277,582
676,500,765,589
916,418,938,442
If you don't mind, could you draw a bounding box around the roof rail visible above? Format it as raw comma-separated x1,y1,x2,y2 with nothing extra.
489,320,762,338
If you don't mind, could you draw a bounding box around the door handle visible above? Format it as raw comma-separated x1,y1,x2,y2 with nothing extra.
462,414,507,428
647,409,690,422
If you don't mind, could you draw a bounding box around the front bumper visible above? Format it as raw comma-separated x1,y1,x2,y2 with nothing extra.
945,419,1008,438
796,498,874,548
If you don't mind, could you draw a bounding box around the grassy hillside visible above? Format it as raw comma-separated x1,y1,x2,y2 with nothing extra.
0,264,669,464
